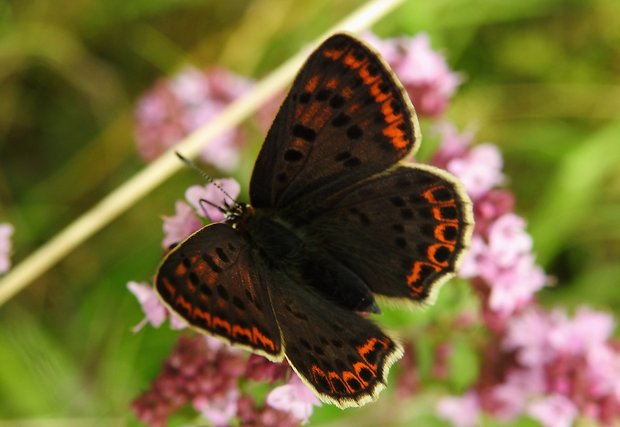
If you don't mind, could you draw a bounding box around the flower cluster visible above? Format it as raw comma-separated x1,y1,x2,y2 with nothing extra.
431,124,547,328
437,306,620,427
365,32,462,117
429,125,620,426
0,223,14,274
131,334,245,427
131,331,317,427
134,66,253,171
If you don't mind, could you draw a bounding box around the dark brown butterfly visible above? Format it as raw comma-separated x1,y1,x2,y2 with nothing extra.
155,33,473,408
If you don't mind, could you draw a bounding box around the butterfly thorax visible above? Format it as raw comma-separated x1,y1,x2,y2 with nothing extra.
231,204,380,314
231,204,305,265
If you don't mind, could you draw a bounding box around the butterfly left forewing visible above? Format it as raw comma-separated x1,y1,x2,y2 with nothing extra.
155,223,284,361
250,33,420,212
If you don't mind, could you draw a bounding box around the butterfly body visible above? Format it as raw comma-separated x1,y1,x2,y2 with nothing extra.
229,204,380,314
156,33,473,408
232,206,305,266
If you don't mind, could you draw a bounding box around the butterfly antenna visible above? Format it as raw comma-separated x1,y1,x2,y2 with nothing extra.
174,151,240,207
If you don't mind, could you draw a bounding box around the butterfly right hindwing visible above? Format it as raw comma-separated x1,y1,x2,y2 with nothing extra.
300,165,473,304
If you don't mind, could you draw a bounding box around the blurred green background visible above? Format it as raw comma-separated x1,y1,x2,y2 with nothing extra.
0,0,619,425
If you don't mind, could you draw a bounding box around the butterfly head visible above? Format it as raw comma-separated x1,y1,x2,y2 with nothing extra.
174,151,247,222
225,202,249,223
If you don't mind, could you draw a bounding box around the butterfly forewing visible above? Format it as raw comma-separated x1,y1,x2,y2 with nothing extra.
155,223,283,361
250,33,420,212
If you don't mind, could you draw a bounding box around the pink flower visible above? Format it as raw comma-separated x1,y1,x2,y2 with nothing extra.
486,252,546,316
436,392,481,427
132,334,247,427
585,343,620,400
447,143,504,200
127,281,186,331
502,308,553,367
472,189,515,236
134,66,253,171
459,197,547,319
527,394,578,427
441,306,620,426
0,223,14,274
487,214,533,267
194,388,239,427
365,33,462,117
459,213,546,318
236,394,301,427
431,123,504,200
266,374,320,424
488,369,544,419
447,301,612,424
457,235,487,279
548,307,615,356
245,354,291,384
161,201,203,249
430,122,473,168
185,178,241,222
161,177,240,249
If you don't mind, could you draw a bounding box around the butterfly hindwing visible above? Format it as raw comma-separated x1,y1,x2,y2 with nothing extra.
301,164,473,303
250,33,420,212
266,268,403,408
155,223,283,361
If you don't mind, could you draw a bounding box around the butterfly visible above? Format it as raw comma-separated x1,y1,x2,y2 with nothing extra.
155,33,473,408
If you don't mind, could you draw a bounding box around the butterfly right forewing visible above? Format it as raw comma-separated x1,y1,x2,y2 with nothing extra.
155,223,284,361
